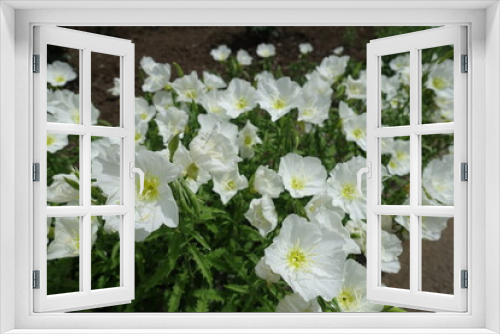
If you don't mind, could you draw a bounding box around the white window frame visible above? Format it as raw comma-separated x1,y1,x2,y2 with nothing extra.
0,1,499,333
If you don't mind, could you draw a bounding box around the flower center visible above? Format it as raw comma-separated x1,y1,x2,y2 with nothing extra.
225,180,236,191
337,288,358,310
395,150,407,160
185,162,199,180
291,176,306,190
138,174,161,201
432,77,447,90
244,135,253,146
55,76,65,83
287,245,308,269
342,183,357,200
272,98,286,110
235,98,248,110
72,110,80,124
302,108,314,117
135,132,142,142
47,134,56,146
389,160,397,169
140,113,148,120
352,128,364,139
185,90,197,99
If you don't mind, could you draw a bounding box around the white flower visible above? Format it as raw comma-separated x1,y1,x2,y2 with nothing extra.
47,217,98,260
327,156,366,221
190,127,242,175
345,219,367,253
257,77,301,122
336,259,384,312
338,100,357,121
134,118,148,145
171,71,205,103
311,208,360,255
255,71,275,84
432,89,454,122
135,97,156,123
203,71,226,91
244,195,278,237
381,230,403,273
264,214,345,301
342,113,367,151
210,45,231,62
238,121,262,159
155,106,189,144
236,49,253,66
422,153,454,205
142,62,171,93
381,74,400,101
47,89,99,125
140,56,157,75
173,144,211,194
305,193,344,221
316,55,350,84
299,43,313,55
197,114,238,153
46,133,68,153
255,257,280,283
278,153,327,198
303,71,334,97
254,165,284,199
47,173,79,203
153,91,175,114
426,59,453,93
385,139,410,176
212,168,248,205
395,212,448,241
219,78,257,119
47,61,77,87
108,77,120,96
201,90,231,120
256,43,276,58
390,54,410,85
332,46,344,55
91,137,122,196
343,73,366,100
276,293,322,313
297,91,331,127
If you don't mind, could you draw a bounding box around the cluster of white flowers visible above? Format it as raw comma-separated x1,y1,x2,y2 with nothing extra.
46,41,454,312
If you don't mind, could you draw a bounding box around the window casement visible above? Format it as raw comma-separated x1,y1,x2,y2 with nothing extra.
33,26,140,312
362,26,468,312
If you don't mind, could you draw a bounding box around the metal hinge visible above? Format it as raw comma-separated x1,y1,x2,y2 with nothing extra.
461,270,468,289
33,270,40,289
33,54,40,73
461,162,468,181
33,163,40,182
461,54,468,73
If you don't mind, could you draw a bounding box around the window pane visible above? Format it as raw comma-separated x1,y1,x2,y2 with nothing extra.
421,216,454,294
47,45,80,124
47,134,81,206
421,45,454,124
381,215,408,290
381,137,410,205
380,52,410,127
92,52,121,127
47,216,81,295
92,216,121,290
91,136,121,205
421,134,454,206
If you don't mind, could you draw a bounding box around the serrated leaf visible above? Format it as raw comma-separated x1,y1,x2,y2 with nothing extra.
187,244,213,287
167,283,183,312
195,299,209,312
193,289,224,302
191,231,211,251
225,284,249,294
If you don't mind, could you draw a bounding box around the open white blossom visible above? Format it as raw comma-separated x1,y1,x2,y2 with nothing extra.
256,43,276,58
316,55,350,84
332,46,344,55
255,257,280,283
201,90,230,120
91,137,121,196
210,45,231,62
244,195,278,237
395,211,448,241
197,114,238,153
153,91,175,114
135,118,149,146
46,133,69,154
254,165,284,199
303,71,334,97
389,53,410,85
135,97,156,123
264,214,345,301
171,71,205,103
276,293,322,313
385,139,410,176
257,77,301,122
311,208,360,255
381,230,403,273
343,72,366,100
203,71,227,91
47,217,98,260
142,62,171,93
338,100,357,121
108,77,120,96
305,193,344,221
297,90,331,127
47,173,79,203
212,168,248,205
238,121,262,159
140,56,158,75
299,43,313,55
345,219,367,253
47,89,99,125
422,153,454,205
336,259,384,312
255,71,275,84
236,49,253,66
47,61,77,87
327,156,367,221
278,153,327,198
342,112,367,151
155,106,189,144
426,59,453,94
173,144,211,194
219,78,257,119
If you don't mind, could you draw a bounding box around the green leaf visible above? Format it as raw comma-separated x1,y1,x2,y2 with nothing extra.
173,62,184,77
187,244,213,287
191,231,211,251
195,299,209,312
383,305,407,312
168,134,180,161
167,283,183,312
225,284,250,294
63,176,80,190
